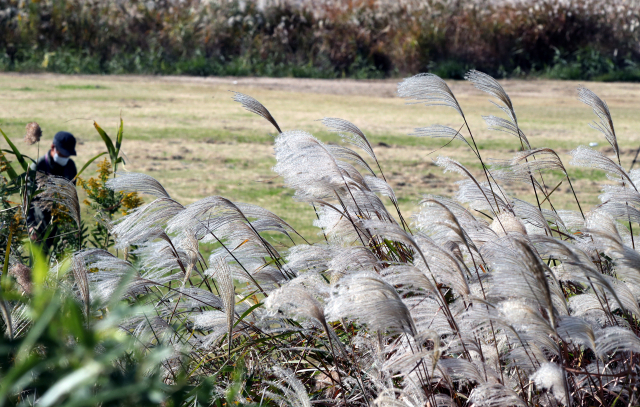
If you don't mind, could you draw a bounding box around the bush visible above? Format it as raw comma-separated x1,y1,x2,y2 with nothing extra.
1,0,640,80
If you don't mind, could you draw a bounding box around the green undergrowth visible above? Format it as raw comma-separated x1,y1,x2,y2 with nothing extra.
3,47,640,82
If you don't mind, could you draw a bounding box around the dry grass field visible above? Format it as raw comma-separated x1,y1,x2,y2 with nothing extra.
1,73,640,240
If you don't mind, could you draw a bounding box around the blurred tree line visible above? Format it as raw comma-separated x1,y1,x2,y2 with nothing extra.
1,0,639,80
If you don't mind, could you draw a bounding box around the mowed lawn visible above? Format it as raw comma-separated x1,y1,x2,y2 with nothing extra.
1,73,640,241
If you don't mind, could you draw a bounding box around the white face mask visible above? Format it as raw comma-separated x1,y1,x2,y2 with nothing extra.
53,152,70,166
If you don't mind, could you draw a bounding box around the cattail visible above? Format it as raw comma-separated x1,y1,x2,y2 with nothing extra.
9,263,32,294
24,122,42,145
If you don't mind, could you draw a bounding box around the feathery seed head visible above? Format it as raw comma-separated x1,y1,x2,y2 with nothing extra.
530,363,570,405
232,92,282,133
24,122,42,145
398,73,463,118
490,213,526,237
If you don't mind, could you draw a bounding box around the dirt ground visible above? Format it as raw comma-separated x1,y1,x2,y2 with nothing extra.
1,73,640,239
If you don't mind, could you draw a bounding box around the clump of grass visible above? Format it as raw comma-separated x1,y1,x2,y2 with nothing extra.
4,71,640,406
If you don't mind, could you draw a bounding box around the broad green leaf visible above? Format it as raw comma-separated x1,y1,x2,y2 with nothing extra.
93,121,116,162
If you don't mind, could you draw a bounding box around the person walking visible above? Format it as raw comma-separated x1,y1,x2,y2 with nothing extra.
26,131,78,251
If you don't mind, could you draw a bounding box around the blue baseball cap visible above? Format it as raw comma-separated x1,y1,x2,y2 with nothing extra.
53,131,77,156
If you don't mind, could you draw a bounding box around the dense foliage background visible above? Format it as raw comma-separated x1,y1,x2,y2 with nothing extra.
1,0,640,80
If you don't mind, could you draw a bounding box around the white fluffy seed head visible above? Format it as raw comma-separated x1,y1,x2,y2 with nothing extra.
490,212,526,237
530,362,570,405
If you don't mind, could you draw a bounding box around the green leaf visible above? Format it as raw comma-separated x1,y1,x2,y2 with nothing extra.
0,127,27,172
233,302,262,328
115,117,123,154
74,151,108,180
31,245,48,291
0,151,18,181
93,121,116,162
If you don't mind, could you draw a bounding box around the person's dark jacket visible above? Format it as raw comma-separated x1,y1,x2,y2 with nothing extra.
31,151,77,182
26,152,77,248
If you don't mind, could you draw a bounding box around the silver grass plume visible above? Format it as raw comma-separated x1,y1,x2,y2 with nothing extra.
513,238,557,329
490,212,526,237
328,245,380,279
465,70,516,123
263,366,311,407
510,148,568,176
456,179,511,216
178,230,201,286
397,73,464,118
166,196,246,237
468,384,526,407
364,176,398,205
82,249,139,303
264,279,327,329
322,117,377,163
512,199,554,235
416,197,482,257
410,125,472,149
36,175,81,229
413,233,471,298
465,70,529,148
72,252,91,317
482,115,530,149
530,235,624,311
599,184,640,208
570,145,635,188
556,316,596,352
210,256,235,358
380,265,436,294
326,144,377,176
599,201,640,225
284,244,330,275
326,271,416,336
488,160,543,191
587,226,640,288
107,172,170,198
530,362,571,405
595,326,640,357
273,130,347,201
578,86,619,160
437,357,490,385
232,92,282,134
436,156,508,215
111,198,184,248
